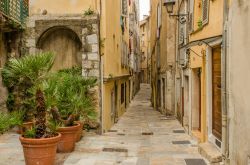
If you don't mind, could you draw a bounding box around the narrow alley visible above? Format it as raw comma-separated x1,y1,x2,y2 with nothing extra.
0,84,207,165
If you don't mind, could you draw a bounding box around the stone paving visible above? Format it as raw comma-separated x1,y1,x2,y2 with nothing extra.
0,84,208,165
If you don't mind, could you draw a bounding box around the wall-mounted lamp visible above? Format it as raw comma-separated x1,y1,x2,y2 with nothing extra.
163,0,188,23
163,0,176,14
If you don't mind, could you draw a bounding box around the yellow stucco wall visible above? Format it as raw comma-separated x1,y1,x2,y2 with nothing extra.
190,0,224,42
189,45,207,142
30,0,99,15
188,0,224,142
101,0,131,131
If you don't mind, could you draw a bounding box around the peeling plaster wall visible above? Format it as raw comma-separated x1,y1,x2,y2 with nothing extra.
228,0,250,164
0,32,7,111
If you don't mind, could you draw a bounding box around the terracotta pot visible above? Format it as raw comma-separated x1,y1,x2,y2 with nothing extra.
19,133,61,165
75,121,84,142
57,123,80,153
17,121,34,134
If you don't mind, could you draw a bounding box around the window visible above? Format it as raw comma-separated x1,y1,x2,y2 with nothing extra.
121,0,128,16
121,83,125,104
202,0,209,25
188,0,194,32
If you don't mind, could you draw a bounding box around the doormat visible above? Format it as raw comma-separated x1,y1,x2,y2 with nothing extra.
102,147,128,153
108,130,118,132
117,133,125,136
172,140,191,145
173,130,185,133
185,159,207,165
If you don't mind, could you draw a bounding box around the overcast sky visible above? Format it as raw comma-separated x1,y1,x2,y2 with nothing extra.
139,0,150,20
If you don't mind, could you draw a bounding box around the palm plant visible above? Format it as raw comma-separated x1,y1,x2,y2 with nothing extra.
44,70,97,127
1,52,55,138
1,52,54,122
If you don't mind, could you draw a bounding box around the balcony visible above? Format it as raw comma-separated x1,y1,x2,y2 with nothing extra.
0,0,29,26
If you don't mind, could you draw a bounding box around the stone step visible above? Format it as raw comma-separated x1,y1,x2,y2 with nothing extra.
198,142,222,164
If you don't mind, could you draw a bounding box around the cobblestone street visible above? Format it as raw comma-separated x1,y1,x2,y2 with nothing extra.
0,84,208,165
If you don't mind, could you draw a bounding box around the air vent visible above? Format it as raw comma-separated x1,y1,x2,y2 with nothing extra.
172,140,190,145
103,147,128,153
215,139,221,148
142,132,153,135
185,159,207,165
173,130,185,133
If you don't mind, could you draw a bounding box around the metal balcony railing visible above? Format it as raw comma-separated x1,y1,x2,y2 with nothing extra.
0,0,29,26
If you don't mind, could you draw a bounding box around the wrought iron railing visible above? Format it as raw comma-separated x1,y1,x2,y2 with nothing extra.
0,0,29,25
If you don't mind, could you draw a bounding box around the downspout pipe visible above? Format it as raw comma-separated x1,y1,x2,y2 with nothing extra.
98,0,104,134
222,0,229,163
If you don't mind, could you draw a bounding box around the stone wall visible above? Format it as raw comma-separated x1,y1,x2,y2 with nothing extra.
25,14,100,78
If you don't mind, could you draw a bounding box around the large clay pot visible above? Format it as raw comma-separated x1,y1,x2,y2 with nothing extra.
57,123,80,153
17,121,34,134
75,121,84,142
19,133,61,165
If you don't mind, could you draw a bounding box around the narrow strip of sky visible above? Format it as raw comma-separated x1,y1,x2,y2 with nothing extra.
139,0,150,20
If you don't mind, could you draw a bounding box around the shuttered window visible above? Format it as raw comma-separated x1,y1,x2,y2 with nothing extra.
188,0,194,33
202,0,209,25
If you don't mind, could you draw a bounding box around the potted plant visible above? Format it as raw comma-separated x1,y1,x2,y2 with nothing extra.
4,53,61,165
44,70,97,152
1,52,48,133
59,69,97,142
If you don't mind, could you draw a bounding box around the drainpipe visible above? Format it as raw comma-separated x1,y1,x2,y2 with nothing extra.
98,0,104,134
222,0,229,163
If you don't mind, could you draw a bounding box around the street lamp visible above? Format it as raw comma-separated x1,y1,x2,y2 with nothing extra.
163,0,176,14
163,0,188,23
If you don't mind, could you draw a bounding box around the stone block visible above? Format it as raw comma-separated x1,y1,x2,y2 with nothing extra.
82,28,88,35
82,69,89,77
88,53,99,61
91,44,98,53
82,53,87,60
88,69,99,77
92,24,98,33
93,61,100,69
29,47,37,54
87,34,98,44
26,19,35,28
82,61,93,69
26,39,36,47
198,142,222,163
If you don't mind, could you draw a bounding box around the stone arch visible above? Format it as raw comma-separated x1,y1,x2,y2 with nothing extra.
37,26,83,71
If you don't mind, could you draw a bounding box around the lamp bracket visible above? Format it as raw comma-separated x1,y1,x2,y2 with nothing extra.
169,13,188,18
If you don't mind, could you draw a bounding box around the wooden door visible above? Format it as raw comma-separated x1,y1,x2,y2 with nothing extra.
212,47,222,140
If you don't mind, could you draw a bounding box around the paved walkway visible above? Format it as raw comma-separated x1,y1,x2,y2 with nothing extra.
0,84,207,165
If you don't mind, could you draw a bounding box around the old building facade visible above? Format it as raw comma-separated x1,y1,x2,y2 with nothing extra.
150,0,177,116
149,0,250,164
139,15,150,84
0,0,29,112
27,0,140,133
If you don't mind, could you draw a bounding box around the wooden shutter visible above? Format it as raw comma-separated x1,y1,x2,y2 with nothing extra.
188,0,194,33
202,0,209,25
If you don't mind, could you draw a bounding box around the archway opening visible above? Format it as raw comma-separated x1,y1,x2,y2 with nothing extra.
37,26,82,71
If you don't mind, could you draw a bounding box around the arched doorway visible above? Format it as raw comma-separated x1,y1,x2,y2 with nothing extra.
37,26,82,71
